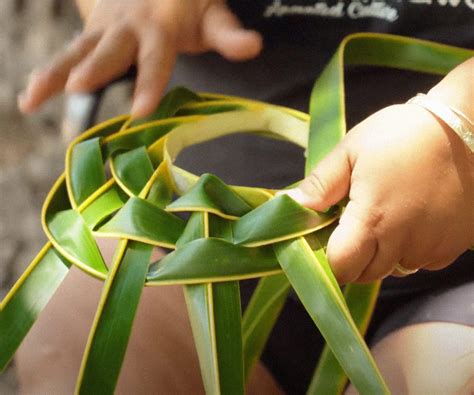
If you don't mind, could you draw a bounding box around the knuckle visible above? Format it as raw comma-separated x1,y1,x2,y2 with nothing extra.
303,170,329,197
69,31,100,53
352,206,386,239
35,66,56,84
362,208,385,232
342,204,385,240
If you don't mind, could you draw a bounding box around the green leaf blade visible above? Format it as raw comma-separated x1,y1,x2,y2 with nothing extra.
233,195,335,246
77,241,152,395
97,197,185,247
274,239,388,394
131,86,201,125
212,281,244,395
81,186,127,229
69,138,107,205
112,147,155,196
242,273,290,380
167,173,252,217
0,245,70,371
181,212,245,394
308,282,381,395
48,209,108,275
147,238,279,284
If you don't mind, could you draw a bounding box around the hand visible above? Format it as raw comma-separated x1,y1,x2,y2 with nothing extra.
18,0,263,118
287,104,474,284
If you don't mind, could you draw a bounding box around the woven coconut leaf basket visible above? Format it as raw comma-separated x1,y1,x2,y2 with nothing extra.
1,33,472,394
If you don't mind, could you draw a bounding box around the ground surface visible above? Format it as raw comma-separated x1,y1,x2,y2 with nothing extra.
0,1,130,392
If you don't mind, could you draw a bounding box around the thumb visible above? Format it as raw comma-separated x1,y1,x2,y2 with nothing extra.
201,2,263,61
284,144,352,211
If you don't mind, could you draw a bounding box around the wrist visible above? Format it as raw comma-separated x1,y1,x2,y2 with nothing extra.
406,94,474,153
427,57,474,123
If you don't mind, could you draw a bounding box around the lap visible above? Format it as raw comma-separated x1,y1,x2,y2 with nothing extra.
16,265,282,394
257,256,473,394
358,322,474,395
15,250,473,395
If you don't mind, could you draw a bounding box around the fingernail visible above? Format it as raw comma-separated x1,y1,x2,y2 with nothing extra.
279,187,328,212
277,187,311,204
17,92,30,112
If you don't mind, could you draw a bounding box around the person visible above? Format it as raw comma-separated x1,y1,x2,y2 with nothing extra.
16,1,473,394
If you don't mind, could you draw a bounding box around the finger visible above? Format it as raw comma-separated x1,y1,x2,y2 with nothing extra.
414,253,456,271
131,26,176,118
423,261,452,271
326,201,380,284
201,2,263,61
354,220,405,283
66,26,138,92
284,144,352,211
394,254,441,276
18,32,100,113
355,243,402,283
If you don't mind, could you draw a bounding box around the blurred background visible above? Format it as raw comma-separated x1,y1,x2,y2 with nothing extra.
0,1,131,392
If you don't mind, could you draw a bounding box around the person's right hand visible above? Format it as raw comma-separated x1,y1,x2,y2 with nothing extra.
18,0,263,118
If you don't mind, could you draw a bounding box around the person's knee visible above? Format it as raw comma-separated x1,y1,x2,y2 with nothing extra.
369,322,474,395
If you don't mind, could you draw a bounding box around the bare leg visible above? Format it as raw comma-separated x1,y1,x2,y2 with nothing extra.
346,322,474,395
16,262,282,394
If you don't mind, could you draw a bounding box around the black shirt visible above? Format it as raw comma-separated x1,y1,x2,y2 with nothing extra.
228,0,474,49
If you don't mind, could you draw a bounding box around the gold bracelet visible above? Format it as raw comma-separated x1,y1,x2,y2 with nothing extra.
407,93,474,152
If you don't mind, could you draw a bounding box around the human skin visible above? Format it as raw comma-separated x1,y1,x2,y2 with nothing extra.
286,58,474,283
17,0,263,118
345,322,474,394
16,245,283,395
14,1,474,393
18,0,473,283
